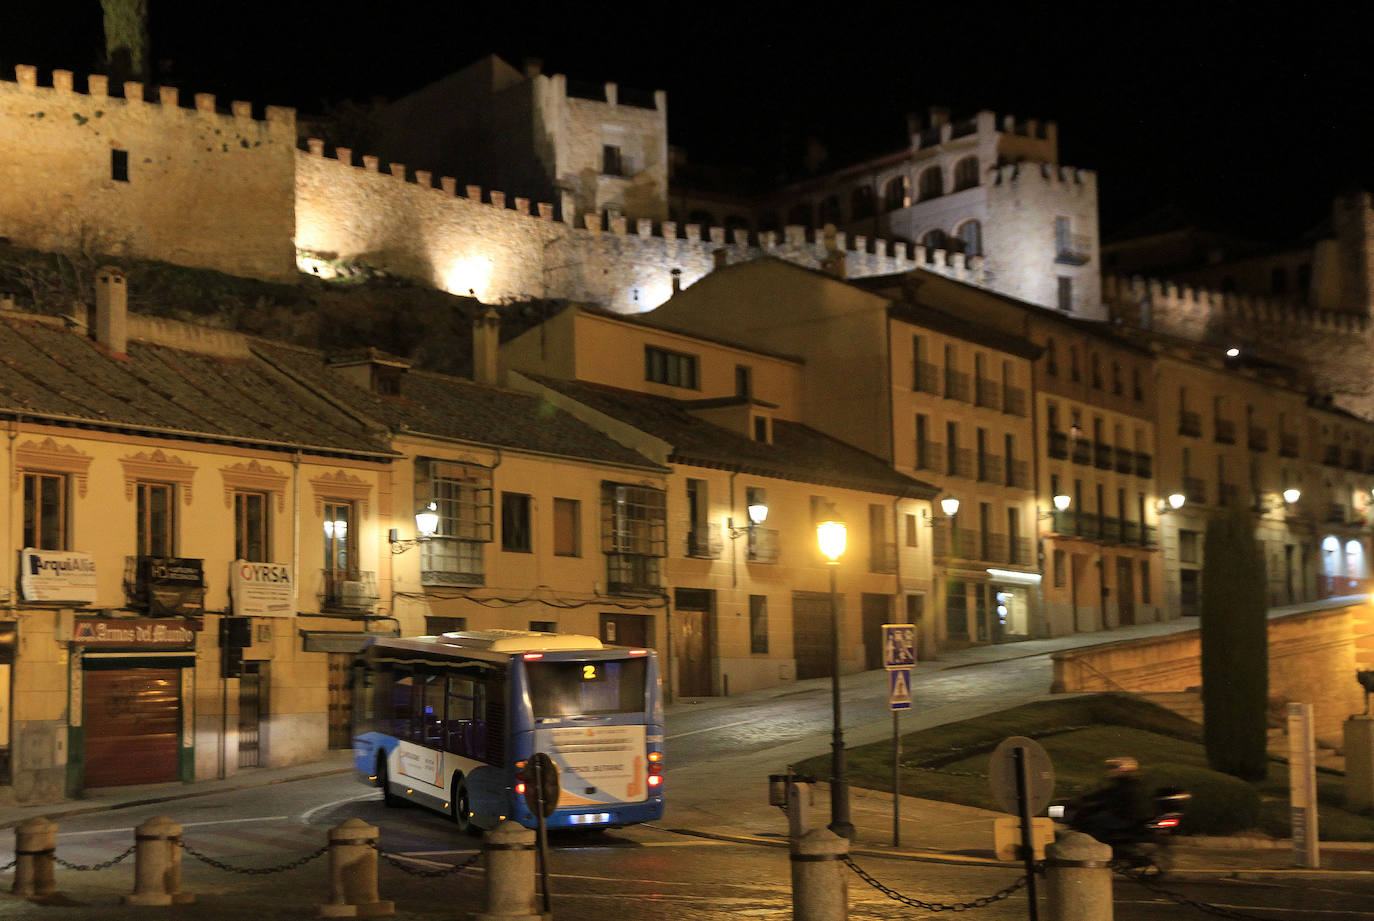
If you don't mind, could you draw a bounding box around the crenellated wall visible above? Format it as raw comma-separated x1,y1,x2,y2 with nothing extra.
0,65,298,281
1104,274,1374,415
295,141,987,312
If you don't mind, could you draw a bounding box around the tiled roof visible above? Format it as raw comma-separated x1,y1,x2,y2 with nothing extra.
252,342,664,471
0,312,394,457
527,376,937,498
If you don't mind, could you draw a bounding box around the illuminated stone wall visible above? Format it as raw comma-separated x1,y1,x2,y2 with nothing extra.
0,66,297,281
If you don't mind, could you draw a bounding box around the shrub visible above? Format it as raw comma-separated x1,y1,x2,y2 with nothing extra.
1144,764,1262,836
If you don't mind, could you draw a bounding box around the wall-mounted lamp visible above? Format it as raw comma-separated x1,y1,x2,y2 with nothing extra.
1283,488,1302,505
390,502,440,554
728,502,769,538
1156,492,1186,513
1039,494,1072,519
922,496,960,525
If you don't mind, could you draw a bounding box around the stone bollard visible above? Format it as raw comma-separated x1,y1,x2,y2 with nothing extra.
791,826,848,921
12,817,58,898
319,818,393,918
123,815,194,906
1045,832,1113,921
475,820,548,921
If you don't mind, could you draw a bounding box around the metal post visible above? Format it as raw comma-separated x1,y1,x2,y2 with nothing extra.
892,710,901,847
533,759,552,916
1014,746,1040,921
828,562,852,838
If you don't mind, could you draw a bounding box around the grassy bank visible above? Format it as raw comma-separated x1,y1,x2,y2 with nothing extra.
792,694,1374,841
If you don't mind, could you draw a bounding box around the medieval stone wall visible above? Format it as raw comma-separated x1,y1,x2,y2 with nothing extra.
0,66,297,281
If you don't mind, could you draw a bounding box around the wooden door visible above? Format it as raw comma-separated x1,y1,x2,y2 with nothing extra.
83,668,180,788
599,613,649,648
238,663,264,768
327,653,353,749
861,593,892,670
673,609,711,697
792,592,835,680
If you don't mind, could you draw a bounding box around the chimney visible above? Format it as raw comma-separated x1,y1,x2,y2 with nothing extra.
472,307,500,386
671,267,682,294
94,266,128,355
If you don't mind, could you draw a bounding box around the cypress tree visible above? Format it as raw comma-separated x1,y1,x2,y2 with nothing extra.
1200,502,1269,780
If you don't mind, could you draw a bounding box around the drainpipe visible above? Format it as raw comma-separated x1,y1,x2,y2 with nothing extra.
4,417,16,611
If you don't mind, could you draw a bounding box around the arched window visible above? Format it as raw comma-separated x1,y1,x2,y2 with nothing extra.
819,195,842,224
850,186,876,220
953,156,980,191
956,220,983,257
921,229,947,261
787,203,812,227
917,166,944,202
883,176,910,211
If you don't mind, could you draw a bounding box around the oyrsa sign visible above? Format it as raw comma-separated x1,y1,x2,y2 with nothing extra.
20,549,97,604
230,560,295,617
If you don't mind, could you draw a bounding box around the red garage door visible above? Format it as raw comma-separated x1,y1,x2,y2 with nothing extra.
83,669,181,788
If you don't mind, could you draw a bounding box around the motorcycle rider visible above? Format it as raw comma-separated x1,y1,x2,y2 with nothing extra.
1074,757,1152,849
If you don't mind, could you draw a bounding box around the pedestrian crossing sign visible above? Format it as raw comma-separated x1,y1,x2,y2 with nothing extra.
881,623,916,669
889,668,911,710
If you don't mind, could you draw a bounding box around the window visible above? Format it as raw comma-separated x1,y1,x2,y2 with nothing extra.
425,616,467,635
1132,368,1143,401
1007,507,1021,560
234,490,269,562
917,166,943,201
921,229,948,260
137,482,174,558
883,175,910,210
553,498,581,557
419,460,492,585
1179,529,1199,564
1057,276,1073,312
529,621,557,633
1140,561,1151,604
501,492,532,552
819,195,841,223
1111,362,1122,396
111,148,129,182
602,482,668,591
1090,354,1102,389
905,513,918,547
1046,339,1058,376
602,144,623,176
749,595,768,654
1053,549,1066,587
915,413,932,470
735,365,752,398
1055,216,1072,254
1069,346,1080,382
323,499,354,574
686,479,710,557
850,186,876,219
952,156,980,191
752,416,770,442
22,472,66,550
745,485,770,562
956,220,983,257
644,345,698,389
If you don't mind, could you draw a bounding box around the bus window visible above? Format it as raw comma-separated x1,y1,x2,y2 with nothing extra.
527,659,647,717
390,668,414,738
447,676,474,755
420,671,444,745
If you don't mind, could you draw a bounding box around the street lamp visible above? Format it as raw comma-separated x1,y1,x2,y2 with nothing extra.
816,514,852,839
727,501,769,538
389,502,440,553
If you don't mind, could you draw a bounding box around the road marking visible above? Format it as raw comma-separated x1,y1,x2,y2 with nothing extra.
668,716,768,740
58,815,289,838
300,791,379,824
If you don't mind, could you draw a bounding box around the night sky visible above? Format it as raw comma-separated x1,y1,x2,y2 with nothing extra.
2,1,1369,240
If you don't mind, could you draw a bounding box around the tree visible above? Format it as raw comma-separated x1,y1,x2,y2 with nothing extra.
1200,503,1269,780
101,0,149,83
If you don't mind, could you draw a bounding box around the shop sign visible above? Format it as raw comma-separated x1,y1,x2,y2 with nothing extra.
20,549,98,604
229,560,295,617
142,558,206,617
73,617,198,648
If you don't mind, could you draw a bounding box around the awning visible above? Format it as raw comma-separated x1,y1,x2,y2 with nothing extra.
300,629,399,654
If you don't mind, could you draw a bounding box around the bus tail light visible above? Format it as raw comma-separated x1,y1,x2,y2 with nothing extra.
515,760,528,795
647,753,663,788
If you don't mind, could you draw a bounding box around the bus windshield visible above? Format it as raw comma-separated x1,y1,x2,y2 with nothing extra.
527,658,647,717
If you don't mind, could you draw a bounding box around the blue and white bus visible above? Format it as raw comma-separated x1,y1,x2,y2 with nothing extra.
352,630,665,831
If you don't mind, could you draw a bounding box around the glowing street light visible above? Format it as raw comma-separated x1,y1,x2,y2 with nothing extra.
816,513,852,838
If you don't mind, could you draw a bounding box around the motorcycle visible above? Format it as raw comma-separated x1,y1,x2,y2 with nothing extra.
1048,786,1191,873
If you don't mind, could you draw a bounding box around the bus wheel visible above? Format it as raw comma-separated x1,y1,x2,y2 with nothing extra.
378,756,400,807
451,779,476,835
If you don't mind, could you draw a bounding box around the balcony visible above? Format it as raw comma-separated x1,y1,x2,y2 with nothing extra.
975,378,1002,410
1071,439,1091,465
1323,445,1342,467
746,527,780,564
944,369,971,403
1248,428,1269,452
1114,448,1134,475
1008,536,1033,564
1214,418,1236,445
1119,521,1159,547
1097,516,1123,543
869,541,898,574
1218,483,1241,507
1054,233,1093,266
916,441,944,473
914,361,941,395
1135,452,1153,479
978,452,1004,483
1047,430,1069,459
1093,442,1113,470
932,524,978,561
606,553,663,594
686,522,723,560
1007,459,1031,489
421,538,485,586
948,447,976,479
1003,385,1028,417
1184,476,1207,505
981,532,1008,563
1327,504,1348,524
320,569,379,615
124,556,207,616
1048,510,1100,540
1179,411,1201,437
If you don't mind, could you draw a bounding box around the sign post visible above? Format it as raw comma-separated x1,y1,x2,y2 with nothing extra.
882,624,915,846
1288,703,1320,868
989,736,1054,921
525,752,560,914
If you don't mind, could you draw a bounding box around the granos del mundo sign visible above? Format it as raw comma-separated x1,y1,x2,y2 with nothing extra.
230,560,295,617
74,617,198,648
20,549,97,604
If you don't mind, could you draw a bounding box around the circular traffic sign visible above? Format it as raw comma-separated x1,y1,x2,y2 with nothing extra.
524,752,561,818
988,736,1054,816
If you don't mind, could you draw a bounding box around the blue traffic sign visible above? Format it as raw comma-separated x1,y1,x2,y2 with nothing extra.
882,623,916,669
889,668,912,710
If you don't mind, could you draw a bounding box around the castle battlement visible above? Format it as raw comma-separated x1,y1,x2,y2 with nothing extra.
1104,275,1371,334
989,161,1095,189
908,108,1058,151
4,64,294,129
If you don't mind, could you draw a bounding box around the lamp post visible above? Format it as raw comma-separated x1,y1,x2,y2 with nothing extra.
816,516,852,839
